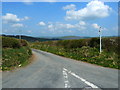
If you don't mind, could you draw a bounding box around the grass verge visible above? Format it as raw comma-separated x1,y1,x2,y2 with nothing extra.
2,46,32,71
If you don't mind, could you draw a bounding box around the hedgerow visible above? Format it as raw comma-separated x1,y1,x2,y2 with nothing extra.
2,36,32,71
31,37,119,69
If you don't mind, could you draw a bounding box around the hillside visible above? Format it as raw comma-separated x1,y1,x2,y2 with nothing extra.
2,35,61,42
57,36,90,40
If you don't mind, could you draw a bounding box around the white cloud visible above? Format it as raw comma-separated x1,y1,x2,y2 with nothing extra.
46,21,87,32
48,24,54,29
23,0,33,5
92,23,108,32
2,13,20,22
79,21,86,26
48,24,55,31
51,23,75,30
2,13,29,23
92,23,100,29
38,21,46,26
11,23,24,28
23,2,33,5
22,16,29,20
40,21,108,33
64,0,112,20
66,24,75,29
75,22,87,30
41,0,57,2
23,0,57,4
63,4,76,10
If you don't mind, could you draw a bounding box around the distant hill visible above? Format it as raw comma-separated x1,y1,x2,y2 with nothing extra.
56,36,90,40
2,35,61,42
2,35,118,42
58,36,119,40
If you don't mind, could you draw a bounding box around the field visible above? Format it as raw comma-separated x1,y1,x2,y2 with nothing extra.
2,36,32,71
31,37,119,69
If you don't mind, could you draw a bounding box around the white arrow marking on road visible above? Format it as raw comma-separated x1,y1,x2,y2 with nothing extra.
63,68,99,88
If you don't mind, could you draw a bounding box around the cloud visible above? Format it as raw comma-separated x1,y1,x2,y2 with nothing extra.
23,2,33,5
51,23,75,30
2,13,20,22
46,21,87,32
66,24,75,29
23,0,33,5
92,23,100,29
2,13,29,23
79,21,86,26
38,21,46,26
22,16,30,20
74,21,87,30
11,23,24,28
48,24,54,29
41,0,57,2
23,0,57,4
63,4,76,10
38,21,108,34
64,0,112,20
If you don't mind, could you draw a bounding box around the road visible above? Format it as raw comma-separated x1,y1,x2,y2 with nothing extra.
2,49,119,89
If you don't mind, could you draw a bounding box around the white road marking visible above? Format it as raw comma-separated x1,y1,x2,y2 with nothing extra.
63,68,71,88
63,68,99,88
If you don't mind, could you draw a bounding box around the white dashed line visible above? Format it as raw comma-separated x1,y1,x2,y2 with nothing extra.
63,68,99,88
63,68,71,88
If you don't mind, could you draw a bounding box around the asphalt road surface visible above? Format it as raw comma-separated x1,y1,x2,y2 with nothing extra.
2,49,119,89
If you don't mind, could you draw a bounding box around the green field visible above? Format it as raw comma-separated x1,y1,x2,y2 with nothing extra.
31,37,119,69
2,36,32,71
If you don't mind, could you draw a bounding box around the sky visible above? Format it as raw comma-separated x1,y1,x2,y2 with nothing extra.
2,0,118,37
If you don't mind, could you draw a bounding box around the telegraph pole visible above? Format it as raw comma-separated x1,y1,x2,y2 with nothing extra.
99,27,102,53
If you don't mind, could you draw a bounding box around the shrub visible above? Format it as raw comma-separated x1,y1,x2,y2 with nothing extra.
102,38,118,53
56,39,88,49
20,39,28,46
2,37,21,48
89,38,99,48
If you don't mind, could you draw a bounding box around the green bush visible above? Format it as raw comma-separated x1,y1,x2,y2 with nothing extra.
20,39,29,46
89,38,99,48
2,37,21,48
36,37,118,54
102,38,118,53
56,39,88,49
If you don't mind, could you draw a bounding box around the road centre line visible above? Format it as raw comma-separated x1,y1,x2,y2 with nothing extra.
63,68,99,88
63,68,71,88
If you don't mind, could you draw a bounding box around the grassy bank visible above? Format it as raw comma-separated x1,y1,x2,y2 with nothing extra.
31,37,119,69
2,36,32,71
